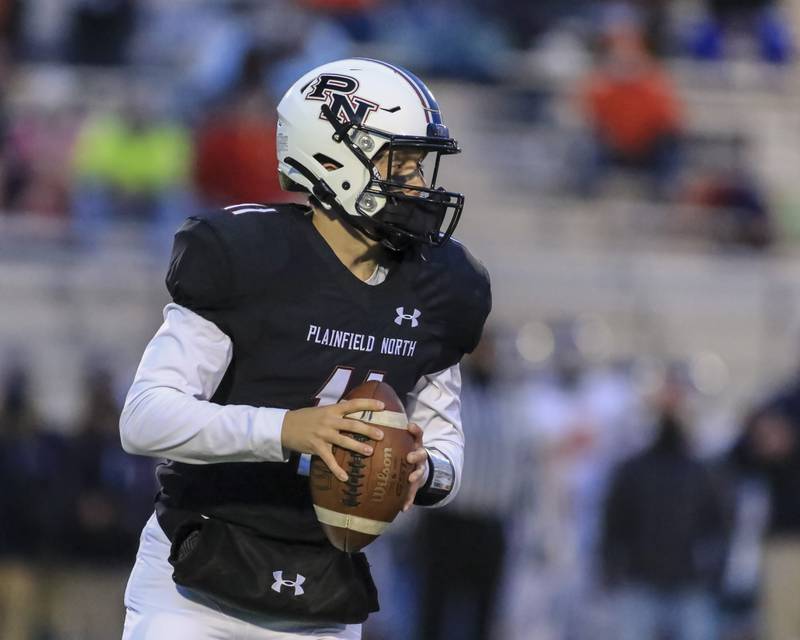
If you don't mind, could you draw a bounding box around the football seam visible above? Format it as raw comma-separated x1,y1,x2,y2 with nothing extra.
341,433,370,506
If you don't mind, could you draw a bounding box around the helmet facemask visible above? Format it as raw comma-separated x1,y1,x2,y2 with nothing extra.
319,104,464,252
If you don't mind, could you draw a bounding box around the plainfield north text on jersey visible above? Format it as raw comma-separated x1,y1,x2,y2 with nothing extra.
306,324,417,358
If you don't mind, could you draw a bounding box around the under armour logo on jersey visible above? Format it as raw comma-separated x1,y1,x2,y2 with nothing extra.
271,571,305,596
395,307,421,328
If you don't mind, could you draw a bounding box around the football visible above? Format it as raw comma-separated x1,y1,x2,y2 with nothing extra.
310,381,415,553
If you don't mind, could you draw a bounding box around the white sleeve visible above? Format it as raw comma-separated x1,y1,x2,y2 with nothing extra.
405,364,463,507
119,303,289,464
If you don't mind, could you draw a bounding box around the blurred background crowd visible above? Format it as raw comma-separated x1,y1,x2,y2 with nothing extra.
2,0,800,638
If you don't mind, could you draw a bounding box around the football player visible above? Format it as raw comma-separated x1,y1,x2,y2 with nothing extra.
119,58,491,640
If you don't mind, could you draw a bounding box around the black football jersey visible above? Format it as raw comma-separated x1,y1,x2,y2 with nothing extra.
153,204,489,621
155,202,490,540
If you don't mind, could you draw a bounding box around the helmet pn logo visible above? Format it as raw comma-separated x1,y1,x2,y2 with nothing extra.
271,571,305,596
304,73,379,125
395,307,421,328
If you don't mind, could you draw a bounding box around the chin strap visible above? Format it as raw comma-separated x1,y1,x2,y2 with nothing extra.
283,157,337,208
285,151,418,253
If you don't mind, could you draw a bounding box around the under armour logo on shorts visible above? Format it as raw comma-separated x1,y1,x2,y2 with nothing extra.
271,571,306,596
395,307,421,328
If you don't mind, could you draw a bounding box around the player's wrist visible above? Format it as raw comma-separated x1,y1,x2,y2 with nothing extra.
413,447,454,506
420,455,431,487
279,408,306,456
279,409,294,449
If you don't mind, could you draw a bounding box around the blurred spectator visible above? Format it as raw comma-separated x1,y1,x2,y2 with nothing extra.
0,360,69,640
62,366,150,561
601,376,730,640
0,0,23,58
730,372,800,640
504,343,643,639
71,93,192,249
2,104,77,217
575,22,684,200
682,134,773,251
65,0,138,66
685,169,774,251
194,88,286,208
47,366,156,640
690,0,792,64
415,332,525,640
0,41,11,208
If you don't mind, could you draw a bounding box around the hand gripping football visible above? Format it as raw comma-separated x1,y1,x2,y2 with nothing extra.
310,381,415,553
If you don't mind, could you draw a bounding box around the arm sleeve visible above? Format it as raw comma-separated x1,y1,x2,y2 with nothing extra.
405,364,463,508
119,303,288,464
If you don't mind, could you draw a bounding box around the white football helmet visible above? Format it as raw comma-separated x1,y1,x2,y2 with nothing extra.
276,58,463,250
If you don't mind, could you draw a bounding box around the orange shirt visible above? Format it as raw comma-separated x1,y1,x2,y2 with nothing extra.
583,65,682,156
